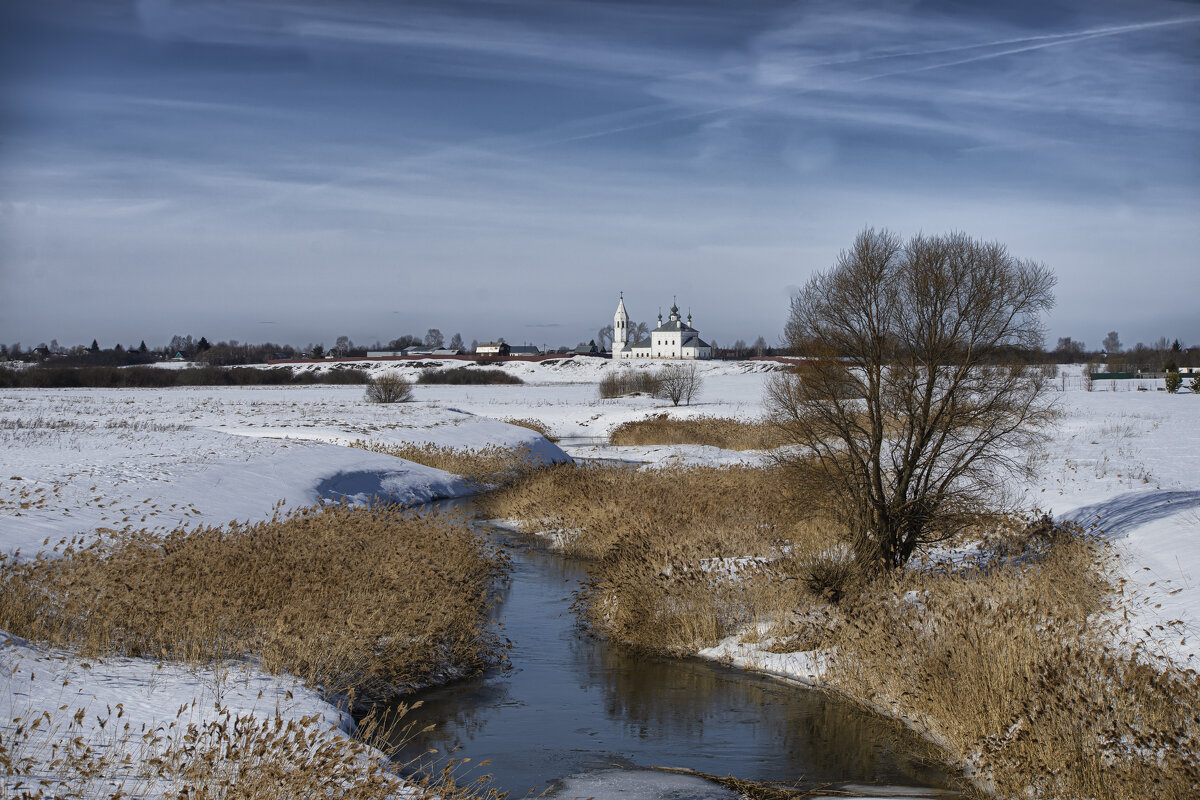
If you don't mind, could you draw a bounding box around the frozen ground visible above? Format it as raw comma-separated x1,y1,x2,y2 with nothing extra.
1,359,1197,796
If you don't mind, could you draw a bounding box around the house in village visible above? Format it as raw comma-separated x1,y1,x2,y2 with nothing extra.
475,342,510,356
613,294,712,360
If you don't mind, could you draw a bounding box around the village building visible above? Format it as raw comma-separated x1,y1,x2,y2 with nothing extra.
613,294,712,360
474,342,510,356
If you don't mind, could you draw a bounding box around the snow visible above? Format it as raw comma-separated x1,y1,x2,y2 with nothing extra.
551,768,959,800
552,769,741,800
684,384,1200,683
1,361,1198,794
0,384,568,794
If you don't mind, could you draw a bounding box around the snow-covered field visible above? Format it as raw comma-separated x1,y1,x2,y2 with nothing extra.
2,357,1198,796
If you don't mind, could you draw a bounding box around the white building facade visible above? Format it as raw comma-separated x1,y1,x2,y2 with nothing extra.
613,294,712,360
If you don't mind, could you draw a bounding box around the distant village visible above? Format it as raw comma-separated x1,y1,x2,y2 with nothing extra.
369,295,714,361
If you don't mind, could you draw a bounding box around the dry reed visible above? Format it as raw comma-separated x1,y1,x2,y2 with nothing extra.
484,461,1200,799
609,414,783,451
0,504,504,704
480,463,820,652
812,531,1200,800
350,439,536,486
501,417,559,442
0,697,504,800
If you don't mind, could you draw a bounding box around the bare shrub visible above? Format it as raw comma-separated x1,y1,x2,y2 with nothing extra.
598,369,663,399
0,505,503,703
768,228,1057,573
416,367,522,385
364,373,414,403
655,362,703,406
609,414,781,451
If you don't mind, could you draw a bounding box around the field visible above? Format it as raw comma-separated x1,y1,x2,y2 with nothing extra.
2,356,1198,798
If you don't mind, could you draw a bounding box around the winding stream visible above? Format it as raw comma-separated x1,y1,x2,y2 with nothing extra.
386,508,961,800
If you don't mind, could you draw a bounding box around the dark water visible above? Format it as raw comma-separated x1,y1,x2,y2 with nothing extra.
387,517,960,799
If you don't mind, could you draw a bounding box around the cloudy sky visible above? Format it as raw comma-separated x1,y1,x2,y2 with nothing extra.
1,0,1197,351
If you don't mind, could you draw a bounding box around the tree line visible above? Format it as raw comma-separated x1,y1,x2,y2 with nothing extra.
4,325,1194,370
1048,333,1195,371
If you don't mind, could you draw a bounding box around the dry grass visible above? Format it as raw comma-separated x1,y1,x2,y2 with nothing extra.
609,414,783,451
485,461,1200,798
0,504,504,704
0,698,503,800
350,439,536,485
501,417,559,442
810,531,1200,799
480,463,819,652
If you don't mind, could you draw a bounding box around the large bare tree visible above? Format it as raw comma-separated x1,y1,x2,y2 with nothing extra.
767,228,1056,573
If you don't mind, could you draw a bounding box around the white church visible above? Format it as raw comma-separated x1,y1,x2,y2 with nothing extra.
612,294,713,360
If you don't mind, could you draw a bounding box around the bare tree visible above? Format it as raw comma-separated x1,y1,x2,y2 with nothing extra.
424,329,444,349
448,332,465,351
597,324,614,352
365,374,414,403
766,228,1056,573
1102,331,1122,354
656,363,703,406
630,321,650,344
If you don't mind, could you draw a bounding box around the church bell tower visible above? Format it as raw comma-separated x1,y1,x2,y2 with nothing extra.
613,292,628,354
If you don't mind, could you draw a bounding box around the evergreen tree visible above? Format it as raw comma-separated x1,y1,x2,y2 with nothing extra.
197,336,212,351
90,339,99,352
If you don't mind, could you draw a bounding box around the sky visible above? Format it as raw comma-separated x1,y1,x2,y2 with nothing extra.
1,0,1198,352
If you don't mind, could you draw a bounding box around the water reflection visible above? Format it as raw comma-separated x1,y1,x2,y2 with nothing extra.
385,518,956,797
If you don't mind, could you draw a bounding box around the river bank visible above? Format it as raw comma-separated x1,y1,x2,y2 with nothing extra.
388,515,963,800
481,457,1200,800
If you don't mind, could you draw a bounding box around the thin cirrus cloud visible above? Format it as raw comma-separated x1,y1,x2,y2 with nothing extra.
0,0,1197,348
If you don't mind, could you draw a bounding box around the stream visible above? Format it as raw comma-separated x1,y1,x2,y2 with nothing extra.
385,506,962,800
